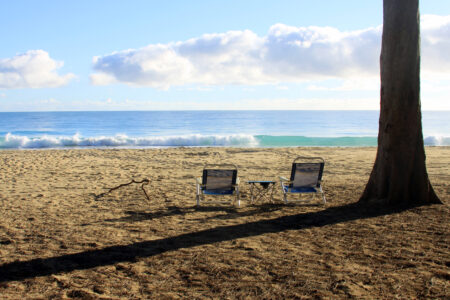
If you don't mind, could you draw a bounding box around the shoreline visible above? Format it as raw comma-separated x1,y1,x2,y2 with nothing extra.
0,145,449,151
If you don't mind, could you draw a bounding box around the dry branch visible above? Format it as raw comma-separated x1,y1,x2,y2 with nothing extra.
95,178,150,201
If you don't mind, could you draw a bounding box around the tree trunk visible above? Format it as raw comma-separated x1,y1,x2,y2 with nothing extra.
359,0,441,206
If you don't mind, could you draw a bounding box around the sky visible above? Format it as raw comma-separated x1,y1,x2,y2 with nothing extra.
0,0,449,111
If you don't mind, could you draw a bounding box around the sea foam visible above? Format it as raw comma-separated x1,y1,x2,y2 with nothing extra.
424,135,450,146
0,133,259,149
1,133,448,149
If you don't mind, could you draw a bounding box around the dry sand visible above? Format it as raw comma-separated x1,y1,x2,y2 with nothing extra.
0,147,448,299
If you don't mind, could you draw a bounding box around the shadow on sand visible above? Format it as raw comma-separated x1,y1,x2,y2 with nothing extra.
0,203,410,283
95,204,285,224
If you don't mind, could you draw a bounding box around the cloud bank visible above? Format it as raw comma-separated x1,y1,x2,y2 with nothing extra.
91,15,450,89
421,15,450,74
0,50,75,89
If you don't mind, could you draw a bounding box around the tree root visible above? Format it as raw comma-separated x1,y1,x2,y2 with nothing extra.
95,179,150,201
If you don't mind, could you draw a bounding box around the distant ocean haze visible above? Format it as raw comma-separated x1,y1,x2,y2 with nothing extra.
0,111,448,148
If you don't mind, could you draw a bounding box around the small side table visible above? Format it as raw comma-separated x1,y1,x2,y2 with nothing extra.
247,180,276,204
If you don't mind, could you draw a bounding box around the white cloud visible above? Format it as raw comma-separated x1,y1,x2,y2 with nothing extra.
262,24,381,80
91,15,450,90
90,25,381,88
0,50,75,89
421,15,450,75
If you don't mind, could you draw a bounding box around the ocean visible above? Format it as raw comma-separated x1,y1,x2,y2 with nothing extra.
0,111,448,149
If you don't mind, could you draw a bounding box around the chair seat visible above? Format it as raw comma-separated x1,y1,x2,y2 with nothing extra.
283,186,318,193
202,188,235,195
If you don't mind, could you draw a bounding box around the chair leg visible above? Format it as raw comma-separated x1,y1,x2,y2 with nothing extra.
196,184,201,206
320,186,326,205
280,182,288,204
236,187,240,207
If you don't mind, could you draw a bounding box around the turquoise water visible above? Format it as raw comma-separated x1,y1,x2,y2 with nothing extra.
256,135,378,147
0,111,448,148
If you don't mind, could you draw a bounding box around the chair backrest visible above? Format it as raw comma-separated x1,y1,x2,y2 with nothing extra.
202,165,237,190
290,157,324,188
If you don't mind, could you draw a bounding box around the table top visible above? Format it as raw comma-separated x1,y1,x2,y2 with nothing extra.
247,180,276,184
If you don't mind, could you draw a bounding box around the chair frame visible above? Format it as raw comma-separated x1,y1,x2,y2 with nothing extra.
196,163,240,207
279,156,326,205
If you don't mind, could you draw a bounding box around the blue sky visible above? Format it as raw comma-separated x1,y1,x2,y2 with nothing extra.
1,0,449,111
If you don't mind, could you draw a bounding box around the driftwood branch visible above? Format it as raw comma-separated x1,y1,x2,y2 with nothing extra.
95,179,150,201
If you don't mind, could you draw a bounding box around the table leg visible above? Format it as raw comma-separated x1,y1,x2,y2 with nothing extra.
269,183,275,203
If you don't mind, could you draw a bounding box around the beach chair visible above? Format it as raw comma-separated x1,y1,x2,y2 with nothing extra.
196,164,240,207
279,156,326,205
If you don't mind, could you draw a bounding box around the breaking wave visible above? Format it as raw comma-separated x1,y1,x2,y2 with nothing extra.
0,133,259,149
423,135,450,146
0,133,448,149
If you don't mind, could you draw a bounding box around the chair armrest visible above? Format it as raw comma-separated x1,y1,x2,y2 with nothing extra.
196,177,204,186
232,178,240,188
279,176,291,187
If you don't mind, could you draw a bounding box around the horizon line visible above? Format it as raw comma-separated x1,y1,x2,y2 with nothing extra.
1,109,449,113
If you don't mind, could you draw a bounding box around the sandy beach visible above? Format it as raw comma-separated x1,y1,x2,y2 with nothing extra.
0,146,448,298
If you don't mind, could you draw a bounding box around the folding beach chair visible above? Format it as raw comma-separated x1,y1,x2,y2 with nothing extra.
279,156,326,205
196,164,240,207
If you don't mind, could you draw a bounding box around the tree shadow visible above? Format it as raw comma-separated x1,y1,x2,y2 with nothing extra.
0,203,411,283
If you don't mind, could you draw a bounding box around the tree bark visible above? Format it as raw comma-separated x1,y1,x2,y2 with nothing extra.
359,0,441,206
